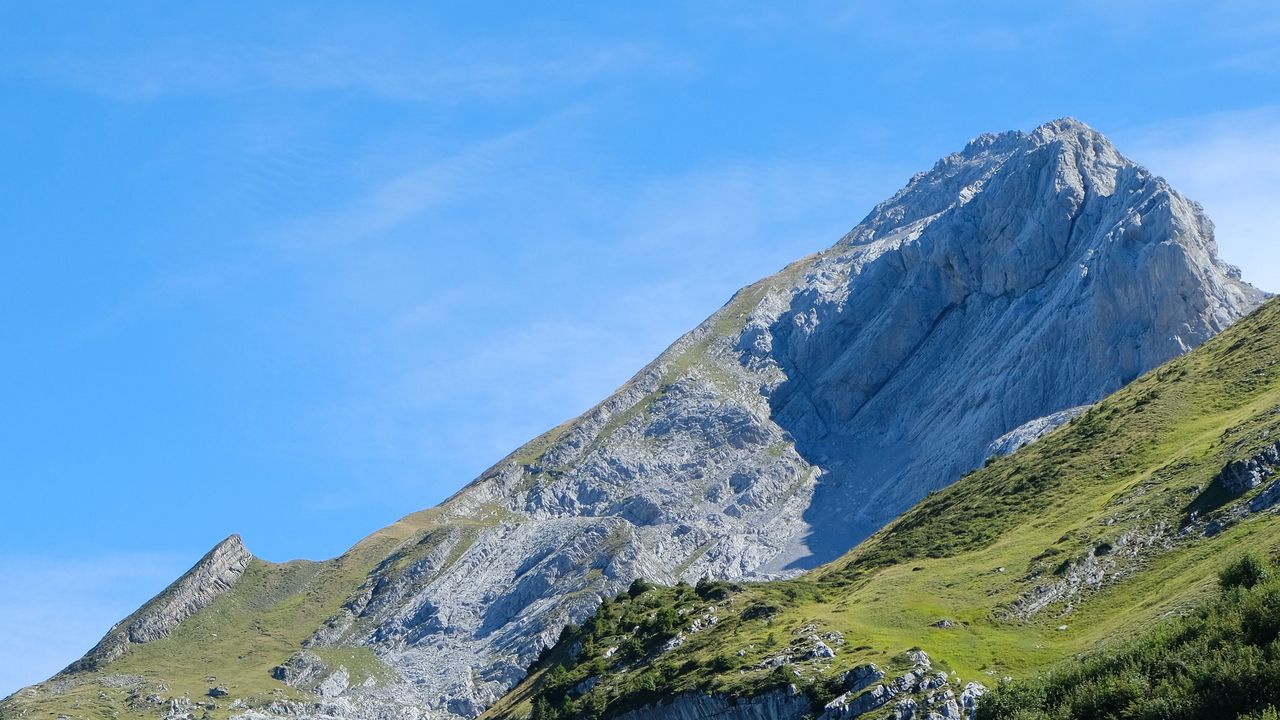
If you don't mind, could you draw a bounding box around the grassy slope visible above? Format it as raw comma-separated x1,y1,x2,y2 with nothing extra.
976,557,1280,719
487,298,1280,719
0,509,464,720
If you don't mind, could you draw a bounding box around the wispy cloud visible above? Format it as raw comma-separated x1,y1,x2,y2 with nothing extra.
286,147,903,502
23,29,690,104
1118,105,1280,292
266,121,549,249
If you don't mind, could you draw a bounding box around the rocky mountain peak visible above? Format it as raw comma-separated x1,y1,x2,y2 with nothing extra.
767,119,1259,562
36,119,1264,720
846,117,1143,250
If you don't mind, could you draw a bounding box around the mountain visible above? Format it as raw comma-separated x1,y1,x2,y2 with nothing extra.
490,295,1280,720
0,118,1262,720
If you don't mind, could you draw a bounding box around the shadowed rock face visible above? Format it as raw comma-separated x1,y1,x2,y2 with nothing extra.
759,118,1262,568
56,119,1264,719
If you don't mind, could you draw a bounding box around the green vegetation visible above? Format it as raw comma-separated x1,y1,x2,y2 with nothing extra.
978,553,1280,720
511,578,845,720
0,504,484,720
1221,552,1272,590
488,299,1280,719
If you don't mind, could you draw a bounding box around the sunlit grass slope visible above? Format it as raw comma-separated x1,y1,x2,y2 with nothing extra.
0,509,467,720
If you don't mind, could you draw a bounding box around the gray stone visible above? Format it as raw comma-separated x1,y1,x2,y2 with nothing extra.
987,406,1090,459
961,682,988,719
609,686,811,720
1220,442,1280,495
841,663,885,694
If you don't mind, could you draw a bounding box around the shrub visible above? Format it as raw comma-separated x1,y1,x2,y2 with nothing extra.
741,602,780,621
977,573,1280,720
1220,553,1271,589
647,606,681,638
709,652,741,672
695,576,732,601
628,578,653,598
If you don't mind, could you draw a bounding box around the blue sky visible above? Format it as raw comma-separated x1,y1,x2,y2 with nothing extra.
2,0,1279,694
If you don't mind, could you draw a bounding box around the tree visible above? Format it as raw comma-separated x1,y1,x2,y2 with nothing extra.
628,578,652,598
531,696,560,720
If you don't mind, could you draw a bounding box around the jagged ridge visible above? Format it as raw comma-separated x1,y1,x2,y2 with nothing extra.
68,535,252,672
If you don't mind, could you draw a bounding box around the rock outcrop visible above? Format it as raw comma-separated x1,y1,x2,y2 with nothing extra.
1218,440,1280,495
604,652,984,720
609,688,813,720
68,534,252,671
51,119,1264,718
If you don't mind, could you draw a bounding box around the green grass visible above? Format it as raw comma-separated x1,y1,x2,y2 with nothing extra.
0,502,482,720
487,299,1280,720
977,554,1280,720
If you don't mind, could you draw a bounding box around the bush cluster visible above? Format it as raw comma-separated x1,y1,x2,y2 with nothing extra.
528,581,712,720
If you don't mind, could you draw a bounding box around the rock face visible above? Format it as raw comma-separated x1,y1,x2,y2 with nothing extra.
757,119,1261,567
69,534,252,671
609,653,982,720
608,687,812,720
818,652,975,720
61,119,1263,719
1219,440,1280,495
986,406,1090,459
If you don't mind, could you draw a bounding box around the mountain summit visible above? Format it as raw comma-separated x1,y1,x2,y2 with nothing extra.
763,116,1260,568
3,119,1262,720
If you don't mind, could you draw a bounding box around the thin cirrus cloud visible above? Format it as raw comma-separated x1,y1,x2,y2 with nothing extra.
24,34,692,103
287,149,892,501
264,121,552,251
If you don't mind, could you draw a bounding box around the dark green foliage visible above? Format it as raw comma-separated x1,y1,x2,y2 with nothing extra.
741,602,780,621
646,606,680,638
1133,389,1163,409
695,576,735,601
977,575,1280,720
1221,553,1272,590
1074,407,1110,439
628,578,652,598
530,696,558,720
513,578,791,720
619,636,644,658
709,652,741,672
